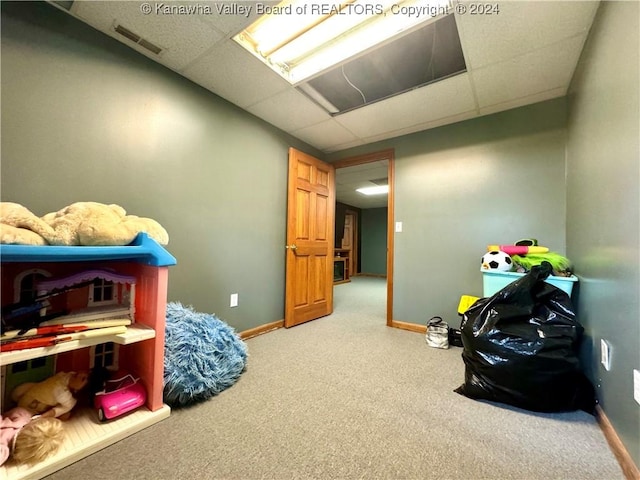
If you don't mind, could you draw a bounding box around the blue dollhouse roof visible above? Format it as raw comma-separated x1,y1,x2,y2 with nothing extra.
0,233,176,266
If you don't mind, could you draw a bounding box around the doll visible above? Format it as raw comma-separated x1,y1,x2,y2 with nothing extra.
12,371,89,420
0,407,64,466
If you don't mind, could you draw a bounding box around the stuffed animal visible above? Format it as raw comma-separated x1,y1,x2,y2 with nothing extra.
11,371,89,420
0,202,168,246
0,407,64,466
0,203,50,245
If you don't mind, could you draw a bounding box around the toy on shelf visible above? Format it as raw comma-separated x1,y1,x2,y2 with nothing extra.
0,230,176,478
1,319,131,342
0,201,168,246
94,374,146,422
1,269,135,350
0,407,64,466
481,250,513,271
12,371,89,420
485,239,572,276
487,244,549,255
512,251,572,276
1,325,128,353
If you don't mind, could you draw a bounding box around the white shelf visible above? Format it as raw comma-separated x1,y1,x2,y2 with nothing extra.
0,325,155,365
0,404,170,480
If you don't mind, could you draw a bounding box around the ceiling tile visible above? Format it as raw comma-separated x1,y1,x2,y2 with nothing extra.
334,73,476,139
337,167,388,186
246,89,331,133
478,87,567,117
361,110,479,145
189,1,270,36
456,1,599,69
325,139,369,154
182,41,291,109
291,120,359,152
336,160,389,208
72,1,224,71
471,34,587,109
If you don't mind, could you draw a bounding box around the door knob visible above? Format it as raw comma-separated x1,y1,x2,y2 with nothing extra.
285,244,297,250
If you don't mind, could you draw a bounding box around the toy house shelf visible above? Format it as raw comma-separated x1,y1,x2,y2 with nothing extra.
0,234,176,480
0,324,156,365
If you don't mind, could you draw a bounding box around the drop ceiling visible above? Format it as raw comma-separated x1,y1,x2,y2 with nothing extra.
336,160,389,209
48,1,599,209
53,1,599,154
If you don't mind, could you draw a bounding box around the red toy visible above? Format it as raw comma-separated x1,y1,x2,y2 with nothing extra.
487,244,549,255
94,374,146,422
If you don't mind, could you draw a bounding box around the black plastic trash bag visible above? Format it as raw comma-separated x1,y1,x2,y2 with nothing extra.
455,262,595,413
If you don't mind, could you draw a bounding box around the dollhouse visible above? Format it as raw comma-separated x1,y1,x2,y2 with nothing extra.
0,233,176,480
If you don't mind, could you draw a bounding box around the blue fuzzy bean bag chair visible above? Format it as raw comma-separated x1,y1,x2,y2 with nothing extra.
163,302,247,407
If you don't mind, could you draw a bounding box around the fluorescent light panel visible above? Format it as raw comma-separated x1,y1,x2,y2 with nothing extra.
357,185,389,195
234,0,451,84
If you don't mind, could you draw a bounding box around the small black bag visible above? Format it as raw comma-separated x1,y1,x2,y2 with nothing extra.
448,328,463,347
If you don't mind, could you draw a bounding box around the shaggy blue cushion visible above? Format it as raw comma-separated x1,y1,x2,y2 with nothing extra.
163,302,247,407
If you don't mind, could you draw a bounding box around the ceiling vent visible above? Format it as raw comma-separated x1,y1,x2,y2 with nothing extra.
370,177,389,186
50,0,74,10
114,24,163,55
297,14,465,115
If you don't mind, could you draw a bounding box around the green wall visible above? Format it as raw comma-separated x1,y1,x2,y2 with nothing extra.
566,1,640,466
0,2,320,332
329,99,568,327
361,207,387,275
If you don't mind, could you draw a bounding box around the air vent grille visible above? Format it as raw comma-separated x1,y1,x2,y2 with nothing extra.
370,177,388,186
138,39,163,55
51,1,74,10
114,24,163,55
114,25,140,43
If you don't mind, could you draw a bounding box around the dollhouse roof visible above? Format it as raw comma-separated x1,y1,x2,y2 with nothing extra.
0,233,176,266
36,269,136,293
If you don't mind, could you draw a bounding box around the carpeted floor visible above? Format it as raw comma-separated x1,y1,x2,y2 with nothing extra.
44,276,623,480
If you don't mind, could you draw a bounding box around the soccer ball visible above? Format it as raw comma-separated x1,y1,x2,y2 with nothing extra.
481,250,513,271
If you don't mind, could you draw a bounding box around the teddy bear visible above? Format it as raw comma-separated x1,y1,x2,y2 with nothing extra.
0,201,168,246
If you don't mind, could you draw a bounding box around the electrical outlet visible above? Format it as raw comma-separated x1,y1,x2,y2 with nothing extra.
634,369,640,406
600,339,611,371
230,293,238,308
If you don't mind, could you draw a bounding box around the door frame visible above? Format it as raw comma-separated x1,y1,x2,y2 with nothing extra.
332,149,394,327
342,208,358,277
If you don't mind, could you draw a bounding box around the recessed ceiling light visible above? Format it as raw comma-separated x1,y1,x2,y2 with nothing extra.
356,185,389,195
234,0,452,84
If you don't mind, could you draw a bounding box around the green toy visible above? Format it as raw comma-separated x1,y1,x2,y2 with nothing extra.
512,252,572,275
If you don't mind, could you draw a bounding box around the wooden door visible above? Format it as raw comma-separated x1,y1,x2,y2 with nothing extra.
285,148,335,328
342,211,358,276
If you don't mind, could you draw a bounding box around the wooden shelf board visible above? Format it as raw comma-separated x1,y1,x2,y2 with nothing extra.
0,404,170,480
0,325,155,365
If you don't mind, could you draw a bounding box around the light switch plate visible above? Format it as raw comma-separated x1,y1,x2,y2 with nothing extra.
600,339,611,371
395,221,402,232
634,369,640,406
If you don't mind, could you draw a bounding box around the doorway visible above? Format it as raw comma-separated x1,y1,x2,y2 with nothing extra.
333,149,394,326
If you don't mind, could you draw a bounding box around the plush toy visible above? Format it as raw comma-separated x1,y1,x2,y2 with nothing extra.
0,407,64,466
12,371,89,420
512,252,572,276
0,201,168,246
481,250,513,271
0,203,50,245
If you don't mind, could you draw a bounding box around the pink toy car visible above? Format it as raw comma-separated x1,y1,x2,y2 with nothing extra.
94,374,146,421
